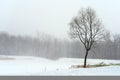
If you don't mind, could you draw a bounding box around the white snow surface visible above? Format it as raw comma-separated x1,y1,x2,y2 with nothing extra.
0,55,120,76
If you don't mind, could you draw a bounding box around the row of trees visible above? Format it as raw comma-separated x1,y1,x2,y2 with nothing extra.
0,31,120,60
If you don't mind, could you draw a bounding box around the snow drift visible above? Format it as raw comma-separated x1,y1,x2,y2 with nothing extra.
0,55,120,76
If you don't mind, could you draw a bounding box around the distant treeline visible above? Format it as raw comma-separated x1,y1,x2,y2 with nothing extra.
0,32,120,60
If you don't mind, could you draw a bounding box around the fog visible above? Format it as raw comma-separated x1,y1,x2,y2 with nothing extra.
0,32,120,60
0,0,120,59
1,0,120,38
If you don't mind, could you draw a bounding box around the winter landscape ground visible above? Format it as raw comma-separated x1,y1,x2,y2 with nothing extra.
0,55,120,76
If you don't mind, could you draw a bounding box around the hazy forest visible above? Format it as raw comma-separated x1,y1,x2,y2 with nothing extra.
0,31,120,60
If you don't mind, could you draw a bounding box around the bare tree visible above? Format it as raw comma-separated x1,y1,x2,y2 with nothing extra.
69,7,105,68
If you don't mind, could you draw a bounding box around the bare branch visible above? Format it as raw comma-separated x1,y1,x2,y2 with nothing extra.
69,7,105,51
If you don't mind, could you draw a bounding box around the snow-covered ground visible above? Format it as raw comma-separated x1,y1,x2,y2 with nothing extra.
0,55,120,76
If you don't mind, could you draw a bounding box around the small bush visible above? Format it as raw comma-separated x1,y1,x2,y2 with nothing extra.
91,62,108,67
70,62,120,69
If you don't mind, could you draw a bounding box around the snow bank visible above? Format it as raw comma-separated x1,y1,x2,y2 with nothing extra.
0,55,120,76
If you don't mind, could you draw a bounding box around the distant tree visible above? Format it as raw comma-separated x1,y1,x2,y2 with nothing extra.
69,7,105,68
113,34,120,59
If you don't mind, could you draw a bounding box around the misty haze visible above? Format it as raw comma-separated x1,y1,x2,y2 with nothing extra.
0,0,120,76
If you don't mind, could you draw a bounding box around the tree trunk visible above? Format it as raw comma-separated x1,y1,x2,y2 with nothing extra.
83,50,89,68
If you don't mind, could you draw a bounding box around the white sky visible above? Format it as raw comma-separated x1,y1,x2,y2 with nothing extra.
0,0,120,39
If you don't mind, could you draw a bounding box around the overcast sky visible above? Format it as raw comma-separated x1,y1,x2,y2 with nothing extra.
0,0,120,39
